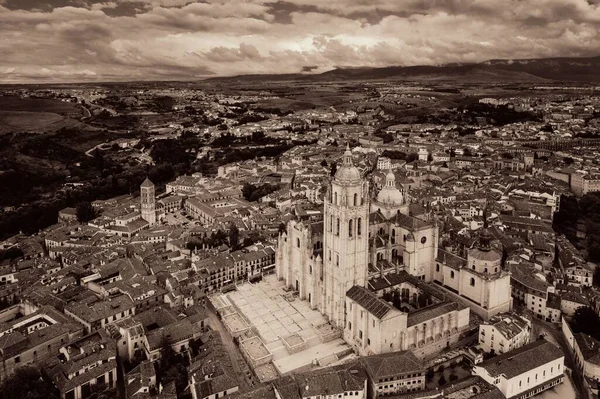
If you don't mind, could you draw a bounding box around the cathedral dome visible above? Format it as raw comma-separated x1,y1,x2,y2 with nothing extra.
376,170,404,205
385,170,395,181
335,145,362,183
335,166,361,182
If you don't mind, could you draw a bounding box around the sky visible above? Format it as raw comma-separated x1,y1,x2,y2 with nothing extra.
1,0,600,82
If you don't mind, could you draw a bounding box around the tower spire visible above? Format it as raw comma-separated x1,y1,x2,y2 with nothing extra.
342,143,353,166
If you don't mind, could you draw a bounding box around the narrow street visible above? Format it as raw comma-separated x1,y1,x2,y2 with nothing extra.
205,307,254,390
531,317,587,399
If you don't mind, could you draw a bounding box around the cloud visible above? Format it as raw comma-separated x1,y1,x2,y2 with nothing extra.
1,0,600,82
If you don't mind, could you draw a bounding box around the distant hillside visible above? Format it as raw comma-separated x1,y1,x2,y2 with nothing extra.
484,56,600,82
314,64,547,83
207,55,600,83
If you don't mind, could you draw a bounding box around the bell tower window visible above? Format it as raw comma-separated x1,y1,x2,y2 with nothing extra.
349,219,353,238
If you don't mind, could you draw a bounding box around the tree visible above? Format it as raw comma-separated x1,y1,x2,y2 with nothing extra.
278,222,287,235
330,161,338,177
159,336,176,370
406,153,418,163
571,306,600,341
427,153,433,162
463,148,472,157
425,369,434,381
564,157,575,165
320,159,328,167
594,266,600,287
229,222,240,250
76,201,96,223
0,366,59,399
438,375,447,386
449,373,459,382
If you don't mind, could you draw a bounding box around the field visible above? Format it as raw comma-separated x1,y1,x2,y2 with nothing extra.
0,96,84,135
0,111,81,135
0,96,82,115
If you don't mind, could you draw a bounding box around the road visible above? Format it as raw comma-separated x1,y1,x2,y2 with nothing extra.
205,306,255,390
530,317,587,399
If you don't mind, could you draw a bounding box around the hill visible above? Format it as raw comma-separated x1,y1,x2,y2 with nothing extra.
206,55,600,84
484,56,600,82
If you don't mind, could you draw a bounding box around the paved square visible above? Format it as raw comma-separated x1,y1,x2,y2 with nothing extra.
223,275,354,375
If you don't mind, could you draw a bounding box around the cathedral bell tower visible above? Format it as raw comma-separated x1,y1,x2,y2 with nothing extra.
322,145,369,328
140,178,156,225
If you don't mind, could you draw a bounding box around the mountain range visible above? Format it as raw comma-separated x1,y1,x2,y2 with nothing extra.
208,56,600,84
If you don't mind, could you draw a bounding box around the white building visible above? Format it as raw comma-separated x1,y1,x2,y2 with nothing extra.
345,284,470,358
377,156,391,170
473,340,564,399
479,313,532,355
362,351,425,397
435,229,512,320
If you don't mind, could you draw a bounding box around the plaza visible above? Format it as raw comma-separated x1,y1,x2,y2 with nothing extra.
211,275,356,377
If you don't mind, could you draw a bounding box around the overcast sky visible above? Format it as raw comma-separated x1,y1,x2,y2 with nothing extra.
1,0,600,82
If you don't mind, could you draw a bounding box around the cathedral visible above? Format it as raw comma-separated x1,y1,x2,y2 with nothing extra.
276,146,510,357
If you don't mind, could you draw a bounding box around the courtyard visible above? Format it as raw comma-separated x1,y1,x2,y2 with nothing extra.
212,275,355,376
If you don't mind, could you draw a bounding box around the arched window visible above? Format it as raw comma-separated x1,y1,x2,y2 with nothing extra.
436,264,440,272
357,218,362,235
450,271,455,278
336,218,340,236
353,193,358,206
348,219,353,238
391,229,396,244
329,215,333,232
495,267,498,273
392,249,398,258
472,265,475,270
334,192,338,205
484,268,488,273
296,238,300,248
336,254,339,266
470,277,475,286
